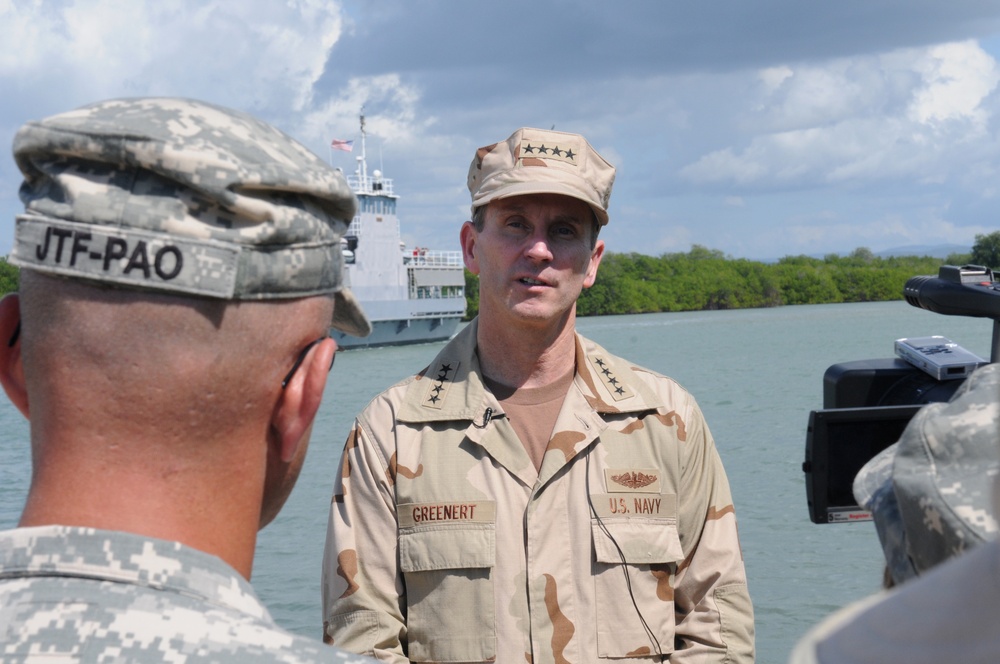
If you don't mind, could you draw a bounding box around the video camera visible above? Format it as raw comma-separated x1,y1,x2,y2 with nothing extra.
803,264,1000,524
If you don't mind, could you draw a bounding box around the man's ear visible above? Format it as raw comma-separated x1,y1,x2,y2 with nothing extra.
583,239,605,289
271,337,335,462
0,294,28,418
460,221,480,275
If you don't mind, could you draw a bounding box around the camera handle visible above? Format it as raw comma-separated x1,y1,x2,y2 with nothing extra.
904,265,1000,362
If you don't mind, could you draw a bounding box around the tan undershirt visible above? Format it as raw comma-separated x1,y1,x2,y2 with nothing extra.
483,367,576,472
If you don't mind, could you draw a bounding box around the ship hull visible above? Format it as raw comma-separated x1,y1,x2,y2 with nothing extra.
333,315,463,349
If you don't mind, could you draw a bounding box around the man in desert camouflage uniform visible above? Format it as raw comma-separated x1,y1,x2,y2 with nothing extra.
322,128,755,662
790,362,1000,663
0,97,374,663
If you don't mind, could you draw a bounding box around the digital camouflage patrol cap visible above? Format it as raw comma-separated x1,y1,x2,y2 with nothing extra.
853,362,1000,585
10,97,371,337
467,127,615,225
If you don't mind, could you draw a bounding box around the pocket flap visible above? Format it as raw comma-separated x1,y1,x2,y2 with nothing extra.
592,519,684,564
400,524,495,573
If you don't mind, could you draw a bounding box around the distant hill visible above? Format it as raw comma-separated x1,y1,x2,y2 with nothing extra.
759,244,971,263
875,244,970,259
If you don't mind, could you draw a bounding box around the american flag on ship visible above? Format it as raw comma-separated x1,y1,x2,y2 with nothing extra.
330,139,354,152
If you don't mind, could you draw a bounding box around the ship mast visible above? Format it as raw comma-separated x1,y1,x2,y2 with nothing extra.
356,110,371,193
346,109,392,198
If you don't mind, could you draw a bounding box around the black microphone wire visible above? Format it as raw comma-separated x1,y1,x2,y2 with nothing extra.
585,453,665,660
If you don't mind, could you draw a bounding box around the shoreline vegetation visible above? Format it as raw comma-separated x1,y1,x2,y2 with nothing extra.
463,238,998,321
0,257,16,296
4,232,998,322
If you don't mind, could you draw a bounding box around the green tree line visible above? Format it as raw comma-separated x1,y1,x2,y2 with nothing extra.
0,257,18,295
577,246,947,316
461,229,1000,320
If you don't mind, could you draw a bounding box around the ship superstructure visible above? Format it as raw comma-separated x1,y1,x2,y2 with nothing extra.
333,114,466,348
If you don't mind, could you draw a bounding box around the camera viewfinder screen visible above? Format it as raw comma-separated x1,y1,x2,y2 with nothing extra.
805,405,924,523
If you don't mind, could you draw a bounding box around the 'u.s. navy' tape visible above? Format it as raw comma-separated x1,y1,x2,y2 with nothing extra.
11,215,240,298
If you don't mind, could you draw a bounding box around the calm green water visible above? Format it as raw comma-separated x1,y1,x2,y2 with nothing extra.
0,301,993,662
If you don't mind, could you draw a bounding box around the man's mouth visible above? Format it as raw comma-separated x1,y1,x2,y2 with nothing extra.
519,277,546,286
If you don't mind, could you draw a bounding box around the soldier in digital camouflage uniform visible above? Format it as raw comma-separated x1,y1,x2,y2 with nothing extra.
789,362,1000,664
0,97,375,663
322,128,755,663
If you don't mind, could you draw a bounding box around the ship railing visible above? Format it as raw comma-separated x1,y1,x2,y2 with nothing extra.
408,307,467,317
348,173,395,197
404,250,463,267
412,285,465,299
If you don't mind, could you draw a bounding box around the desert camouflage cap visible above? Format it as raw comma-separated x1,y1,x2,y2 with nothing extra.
467,127,615,225
9,97,371,337
853,362,1000,584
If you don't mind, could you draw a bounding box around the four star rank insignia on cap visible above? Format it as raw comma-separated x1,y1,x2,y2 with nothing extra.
519,136,581,166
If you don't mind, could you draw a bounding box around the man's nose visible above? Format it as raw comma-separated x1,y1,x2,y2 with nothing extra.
524,235,553,261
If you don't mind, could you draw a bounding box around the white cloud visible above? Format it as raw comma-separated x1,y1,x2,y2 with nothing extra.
681,40,1000,191
909,40,1000,127
747,58,895,133
0,0,345,116
296,74,428,149
0,0,352,256
758,66,793,94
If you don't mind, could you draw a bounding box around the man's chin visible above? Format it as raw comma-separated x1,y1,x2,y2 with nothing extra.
505,301,576,327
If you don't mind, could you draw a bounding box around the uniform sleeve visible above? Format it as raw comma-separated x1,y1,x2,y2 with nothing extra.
322,417,408,663
671,400,755,663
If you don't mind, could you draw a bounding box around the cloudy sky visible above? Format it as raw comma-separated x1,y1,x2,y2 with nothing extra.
4,0,1000,260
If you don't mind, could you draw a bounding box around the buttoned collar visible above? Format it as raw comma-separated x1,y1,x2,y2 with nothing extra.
397,318,664,425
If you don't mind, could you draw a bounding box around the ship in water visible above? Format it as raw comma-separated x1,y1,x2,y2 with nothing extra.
333,115,466,349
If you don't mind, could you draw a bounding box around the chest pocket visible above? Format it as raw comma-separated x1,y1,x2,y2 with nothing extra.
399,520,496,662
591,508,684,661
